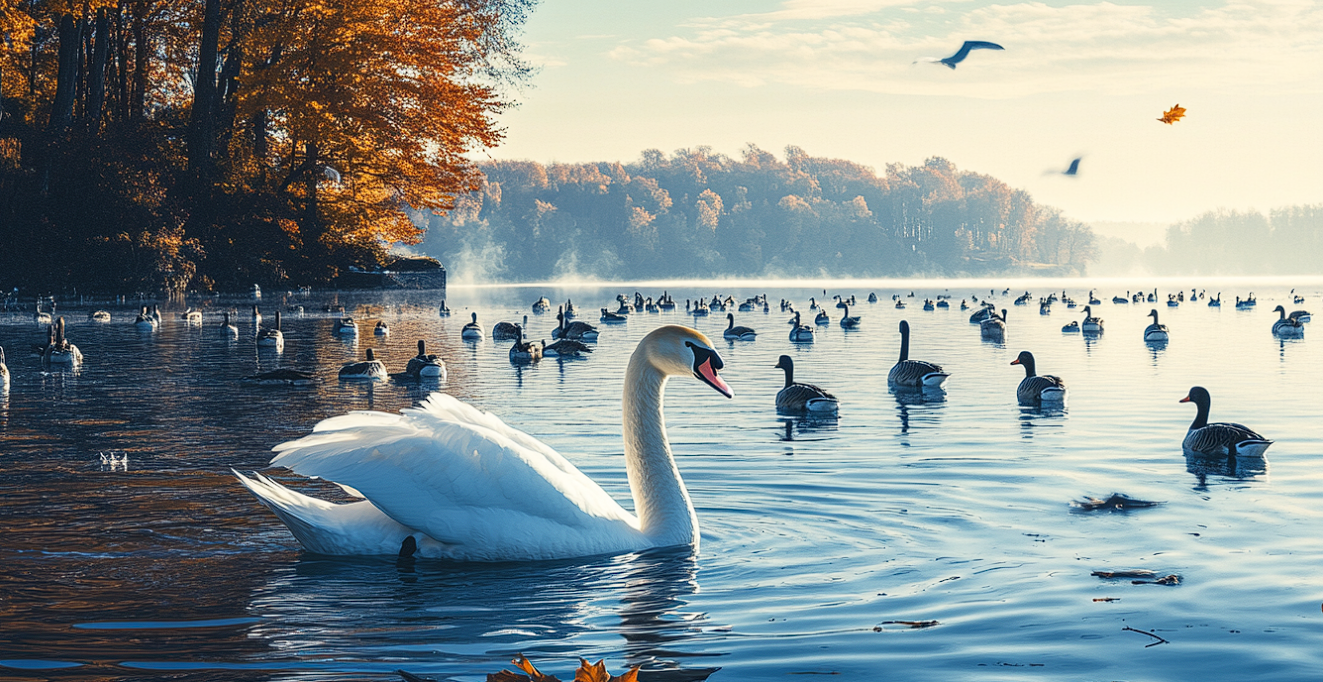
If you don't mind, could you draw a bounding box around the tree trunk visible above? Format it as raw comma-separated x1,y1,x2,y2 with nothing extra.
87,8,111,127
49,14,80,129
115,2,129,122
187,0,221,173
131,2,147,121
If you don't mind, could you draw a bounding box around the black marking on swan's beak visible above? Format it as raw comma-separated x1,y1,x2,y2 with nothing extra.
687,341,732,398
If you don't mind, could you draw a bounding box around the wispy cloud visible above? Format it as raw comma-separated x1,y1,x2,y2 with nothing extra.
607,0,1323,97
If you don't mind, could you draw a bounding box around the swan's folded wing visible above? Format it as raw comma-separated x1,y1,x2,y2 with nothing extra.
270,393,638,547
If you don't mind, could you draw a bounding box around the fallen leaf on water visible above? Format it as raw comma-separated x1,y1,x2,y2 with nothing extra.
488,654,561,682
575,658,639,682
1158,104,1187,124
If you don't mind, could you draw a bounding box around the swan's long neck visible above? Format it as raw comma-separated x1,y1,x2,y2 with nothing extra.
622,356,696,547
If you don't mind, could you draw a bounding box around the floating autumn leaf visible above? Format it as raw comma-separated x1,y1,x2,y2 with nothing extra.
1157,104,1187,125
575,658,640,682
487,654,561,682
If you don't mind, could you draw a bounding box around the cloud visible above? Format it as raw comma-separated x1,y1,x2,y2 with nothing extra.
606,0,1323,98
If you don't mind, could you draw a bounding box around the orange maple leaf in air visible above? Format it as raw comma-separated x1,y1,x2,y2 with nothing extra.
1157,104,1186,125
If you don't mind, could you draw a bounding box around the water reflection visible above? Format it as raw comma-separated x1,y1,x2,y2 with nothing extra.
1018,404,1067,437
1145,337,1168,362
1185,451,1268,490
891,389,946,435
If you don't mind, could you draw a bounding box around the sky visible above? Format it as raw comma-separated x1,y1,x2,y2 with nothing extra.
484,0,1323,230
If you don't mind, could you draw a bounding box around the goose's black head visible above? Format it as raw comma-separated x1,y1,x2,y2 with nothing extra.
774,354,793,371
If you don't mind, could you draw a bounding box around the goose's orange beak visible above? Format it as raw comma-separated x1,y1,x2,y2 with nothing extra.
1179,395,1191,403
1009,359,1021,365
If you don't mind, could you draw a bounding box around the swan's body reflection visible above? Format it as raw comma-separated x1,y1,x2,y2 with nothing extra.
246,548,720,679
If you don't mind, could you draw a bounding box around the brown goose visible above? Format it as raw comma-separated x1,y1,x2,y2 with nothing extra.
406,340,446,379
508,327,543,363
1010,351,1066,405
1179,386,1271,456
774,355,838,413
492,315,526,341
888,321,948,389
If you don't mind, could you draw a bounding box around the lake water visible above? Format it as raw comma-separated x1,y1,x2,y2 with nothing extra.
1,278,1321,681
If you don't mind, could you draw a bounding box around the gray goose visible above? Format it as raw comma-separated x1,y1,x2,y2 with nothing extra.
1010,351,1066,405
888,321,949,389
338,349,387,380
1180,386,1271,456
492,315,526,341
461,312,483,339
508,327,543,362
544,337,593,357
788,311,814,343
1143,309,1169,342
257,312,284,347
838,304,860,329
553,307,599,340
405,340,446,379
980,308,1006,339
723,313,757,340
1271,305,1304,337
1081,305,1103,333
774,355,838,413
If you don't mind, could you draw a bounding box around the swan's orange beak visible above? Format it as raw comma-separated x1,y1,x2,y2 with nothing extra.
1179,395,1191,403
696,357,733,398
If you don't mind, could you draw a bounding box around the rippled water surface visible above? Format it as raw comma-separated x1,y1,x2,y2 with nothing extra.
2,278,1321,681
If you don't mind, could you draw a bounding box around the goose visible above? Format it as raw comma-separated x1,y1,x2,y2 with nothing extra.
1288,309,1311,324
1207,293,1221,307
1088,290,1101,305
808,297,819,311
554,308,600,340
1179,386,1271,456
33,300,51,325
257,312,284,348
0,346,8,391
834,295,850,310
657,293,676,311
460,312,483,339
980,308,1006,340
134,307,157,330
1146,289,1157,303
373,321,390,336
814,309,830,326
936,299,950,309
789,312,815,343
723,313,757,340
868,292,878,303
960,299,969,310
532,297,552,314
438,300,452,317
888,321,948,389
1111,294,1128,304
564,299,579,318
1081,306,1104,333
243,368,317,386
181,308,203,323
233,325,733,560
894,299,906,309
88,309,111,322
333,317,358,336
1038,299,1051,315
43,318,82,365
492,315,526,341
251,305,261,328
969,303,995,323
1167,294,1179,307
773,355,838,413
600,308,628,323
839,304,860,329
1010,350,1066,406
645,297,660,313
1143,309,1169,342
543,337,593,357
738,299,755,313
1061,321,1079,333
221,311,239,338
1271,305,1305,337
405,340,446,379
508,327,542,363
922,299,935,311
338,348,388,380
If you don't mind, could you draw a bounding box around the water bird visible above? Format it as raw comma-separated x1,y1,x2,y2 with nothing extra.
981,308,1006,340
723,313,757,340
508,327,543,363
915,40,1004,69
1289,309,1311,323
1143,309,1169,342
839,304,860,329
88,309,111,322
181,308,202,323
868,293,878,303
42,318,82,366
338,348,387,380
543,337,593,357
492,315,526,341
1061,321,1079,333
0,346,8,391
243,368,317,386
1180,386,1271,456
773,355,838,413
251,305,262,328
531,297,551,314
221,311,239,338
1088,290,1101,305
1010,350,1067,406
405,340,446,380
257,312,284,348
134,306,157,330
374,321,390,336
33,300,51,325
1081,306,1104,333
789,311,814,343
233,326,732,560
1112,294,1128,304
814,309,830,325
1208,293,1221,307
889,321,948,389
600,308,627,323
1271,305,1305,337
460,312,483,339
554,307,599,340
438,301,451,317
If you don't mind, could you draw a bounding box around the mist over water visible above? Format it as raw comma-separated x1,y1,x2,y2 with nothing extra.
1,278,1320,680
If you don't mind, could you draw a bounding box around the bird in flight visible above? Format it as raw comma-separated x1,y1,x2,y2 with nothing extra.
1157,104,1186,125
1063,158,1081,176
915,41,1005,69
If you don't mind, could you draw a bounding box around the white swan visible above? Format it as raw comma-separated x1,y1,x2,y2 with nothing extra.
234,325,733,560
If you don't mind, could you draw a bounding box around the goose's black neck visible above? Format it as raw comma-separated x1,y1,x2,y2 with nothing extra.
899,321,910,362
1188,392,1210,429
781,361,794,387
1018,353,1037,377
727,313,735,329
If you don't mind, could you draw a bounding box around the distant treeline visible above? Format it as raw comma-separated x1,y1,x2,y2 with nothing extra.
420,146,1098,281
1098,206,1323,275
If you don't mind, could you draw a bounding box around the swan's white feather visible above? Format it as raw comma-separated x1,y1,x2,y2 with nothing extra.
265,393,644,560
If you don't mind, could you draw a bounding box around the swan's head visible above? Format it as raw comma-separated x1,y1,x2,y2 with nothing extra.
638,325,732,398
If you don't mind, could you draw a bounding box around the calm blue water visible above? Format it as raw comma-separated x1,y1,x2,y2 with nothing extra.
1,278,1321,681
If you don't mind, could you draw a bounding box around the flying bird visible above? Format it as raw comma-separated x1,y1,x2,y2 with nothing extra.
914,41,1005,69
1158,104,1186,125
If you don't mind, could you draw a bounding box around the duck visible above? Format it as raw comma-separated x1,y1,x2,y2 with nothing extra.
438,300,452,317
508,327,543,363
221,311,239,338
600,308,628,323
135,306,157,330
1143,309,1169,342
888,321,948,389
980,308,1006,340
1081,306,1104,333
461,312,483,339
257,312,284,348
723,313,757,340
492,315,526,341
1010,350,1066,406
839,304,860,329
1179,386,1271,456
374,321,390,336
531,297,552,314
42,318,82,366
233,325,733,560
543,337,593,357
88,309,111,322
789,311,815,343
773,355,838,413
1271,305,1305,337
338,348,388,380
0,346,8,390
554,307,600,340
405,340,446,380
